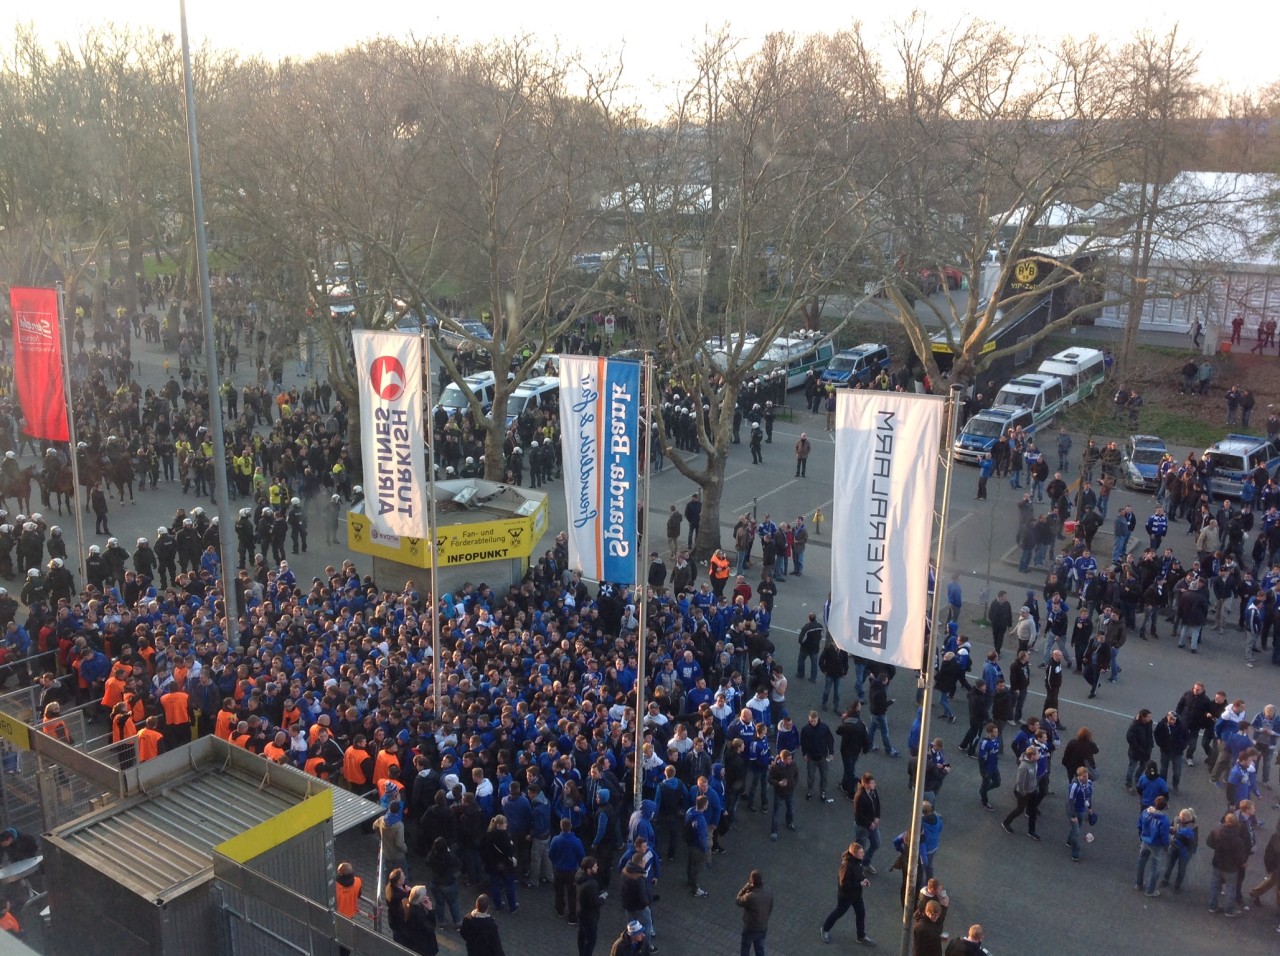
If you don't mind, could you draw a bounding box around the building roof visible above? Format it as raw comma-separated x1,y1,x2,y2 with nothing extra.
46,737,381,903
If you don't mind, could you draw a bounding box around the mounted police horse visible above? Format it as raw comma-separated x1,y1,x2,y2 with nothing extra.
1,466,35,515
104,452,136,505
38,461,75,516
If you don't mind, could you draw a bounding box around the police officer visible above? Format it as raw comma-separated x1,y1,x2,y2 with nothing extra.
328,494,343,545
509,447,524,485
155,525,178,588
85,544,106,591
0,525,13,579
270,509,289,563
764,401,776,443
21,567,47,606
732,406,743,445
528,441,542,488
134,537,157,580
47,558,73,603
235,509,255,569
287,498,308,554
47,526,66,561
103,537,130,586
750,422,764,465
254,509,274,560
178,518,202,572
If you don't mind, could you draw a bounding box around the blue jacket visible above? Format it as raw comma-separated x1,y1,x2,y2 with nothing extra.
549,830,586,873
502,794,532,835
1136,773,1169,809
978,737,1001,775
1138,807,1170,847
683,806,709,853
530,794,553,839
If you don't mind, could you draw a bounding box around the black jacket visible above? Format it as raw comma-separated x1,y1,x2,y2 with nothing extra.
1126,718,1155,761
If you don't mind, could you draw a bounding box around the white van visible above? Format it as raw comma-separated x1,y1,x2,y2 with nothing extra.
993,373,1066,427
1036,347,1105,405
436,371,497,417
505,376,560,426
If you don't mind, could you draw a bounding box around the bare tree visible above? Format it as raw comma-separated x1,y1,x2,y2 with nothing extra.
607,30,875,555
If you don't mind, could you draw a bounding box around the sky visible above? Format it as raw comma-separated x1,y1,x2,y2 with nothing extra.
12,1,1280,106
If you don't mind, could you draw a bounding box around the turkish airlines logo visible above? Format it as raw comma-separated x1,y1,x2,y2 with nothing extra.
369,356,406,401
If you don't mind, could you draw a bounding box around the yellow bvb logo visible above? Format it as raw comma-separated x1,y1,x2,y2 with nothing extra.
1014,260,1039,285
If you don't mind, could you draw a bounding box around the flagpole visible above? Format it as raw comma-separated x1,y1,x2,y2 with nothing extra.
423,326,442,716
54,284,87,584
633,353,653,811
179,0,239,620
898,383,963,955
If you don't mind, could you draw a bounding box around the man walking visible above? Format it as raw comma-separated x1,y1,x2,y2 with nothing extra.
735,869,774,956
801,710,837,802
666,505,682,558
820,840,875,947
795,434,811,478
684,493,701,550
976,453,993,500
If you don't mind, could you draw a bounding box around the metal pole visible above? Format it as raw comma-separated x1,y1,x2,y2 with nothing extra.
633,354,653,811
54,284,88,584
423,328,442,715
179,0,238,618
898,384,963,956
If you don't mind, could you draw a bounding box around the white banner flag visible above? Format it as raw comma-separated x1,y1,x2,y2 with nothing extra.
558,355,642,584
352,330,428,540
830,390,945,669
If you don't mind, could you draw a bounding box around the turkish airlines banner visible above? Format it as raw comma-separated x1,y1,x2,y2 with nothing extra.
352,330,428,540
830,390,945,670
9,287,69,441
558,355,641,584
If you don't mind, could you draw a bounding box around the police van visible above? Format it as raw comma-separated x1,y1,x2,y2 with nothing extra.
993,373,1067,428
1203,434,1280,499
504,376,560,427
760,332,835,390
709,331,834,390
436,371,497,418
1036,347,1105,405
820,343,891,388
953,405,1036,464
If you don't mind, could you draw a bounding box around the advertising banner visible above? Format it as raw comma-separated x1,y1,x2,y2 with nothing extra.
351,330,427,539
9,287,68,441
829,390,945,669
558,356,641,584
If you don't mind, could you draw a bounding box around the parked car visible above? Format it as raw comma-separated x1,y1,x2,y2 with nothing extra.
439,318,493,350
1204,433,1280,499
1122,435,1168,491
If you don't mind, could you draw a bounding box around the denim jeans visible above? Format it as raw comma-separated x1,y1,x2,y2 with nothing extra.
1209,866,1239,911
430,880,462,926
793,547,805,574
841,756,860,794
939,694,954,719
854,663,868,700
1162,850,1191,889
1136,844,1164,893
855,824,881,865
740,929,767,956
796,650,819,681
747,767,768,806
1177,623,1203,650
1067,817,1082,859
770,791,795,834
869,714,893,752
1159,751,1184,790
1019,547,1033,573
822,675,842,710
980,767,1001,806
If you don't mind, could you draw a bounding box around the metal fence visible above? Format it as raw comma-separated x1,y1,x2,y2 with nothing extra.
0,656,123,835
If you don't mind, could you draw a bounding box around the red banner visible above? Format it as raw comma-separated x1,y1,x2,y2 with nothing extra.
9,287,68,441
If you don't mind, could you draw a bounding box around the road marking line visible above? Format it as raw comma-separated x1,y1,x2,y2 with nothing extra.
730,478,798,514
